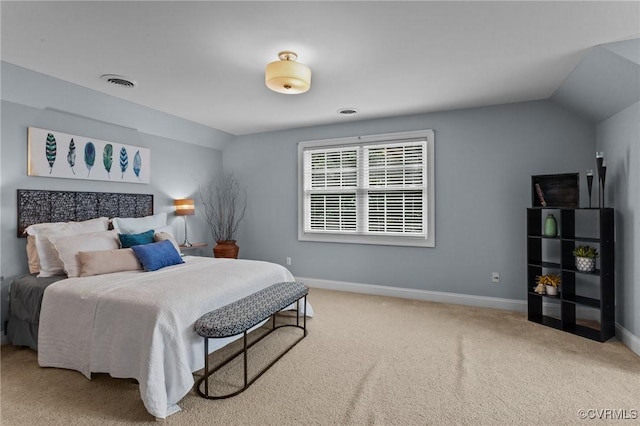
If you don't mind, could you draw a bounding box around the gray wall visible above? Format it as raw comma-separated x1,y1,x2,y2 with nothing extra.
224,100,595,301
1,63,229,332
553,37,639,341
597,101,640,337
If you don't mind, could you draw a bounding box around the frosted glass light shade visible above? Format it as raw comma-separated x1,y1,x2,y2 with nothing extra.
265,52,311,94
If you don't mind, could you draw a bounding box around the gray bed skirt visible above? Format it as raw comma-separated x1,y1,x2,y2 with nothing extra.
7,274,66,350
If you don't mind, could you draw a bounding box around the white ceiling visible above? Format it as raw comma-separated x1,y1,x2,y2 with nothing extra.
2,1,639,136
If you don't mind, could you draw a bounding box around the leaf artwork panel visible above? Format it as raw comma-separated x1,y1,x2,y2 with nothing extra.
27,127,150,184
84,142,96,176
45,133,57,174
103,144,113,178
67,139,76,175
133,150,142,179
119,147,129,179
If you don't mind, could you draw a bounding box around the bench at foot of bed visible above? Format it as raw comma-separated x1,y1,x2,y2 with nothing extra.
194,281,309,399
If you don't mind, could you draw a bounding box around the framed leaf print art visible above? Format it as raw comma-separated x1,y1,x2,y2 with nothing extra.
27,127,150,184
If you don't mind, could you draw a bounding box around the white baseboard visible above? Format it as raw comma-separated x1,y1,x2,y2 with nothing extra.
298,276,527,313
616,323,640,356
299,276,640,357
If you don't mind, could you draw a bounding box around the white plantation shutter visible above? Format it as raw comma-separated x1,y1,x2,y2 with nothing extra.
301,131,433,246
304,147,358,232
364,141,426,236
309,193,357,231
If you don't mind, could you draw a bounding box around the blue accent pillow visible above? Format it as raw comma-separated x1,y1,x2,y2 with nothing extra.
131,239,185,272
119,229,155,248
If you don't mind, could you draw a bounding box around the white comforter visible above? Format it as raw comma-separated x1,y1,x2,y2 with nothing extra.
38,256,312,419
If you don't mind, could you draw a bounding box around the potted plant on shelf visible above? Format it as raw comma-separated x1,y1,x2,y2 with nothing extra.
199,172,247,259
573,245,598,272
535,273,561,296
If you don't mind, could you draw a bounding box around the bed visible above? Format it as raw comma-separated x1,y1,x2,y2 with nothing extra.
9,189,313,419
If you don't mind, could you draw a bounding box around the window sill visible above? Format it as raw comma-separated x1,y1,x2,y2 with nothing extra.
298,232,435,248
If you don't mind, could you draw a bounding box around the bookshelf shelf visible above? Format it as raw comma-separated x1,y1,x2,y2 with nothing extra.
526,208,614,342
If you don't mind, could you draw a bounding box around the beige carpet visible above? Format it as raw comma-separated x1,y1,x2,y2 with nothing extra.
1,288,639,425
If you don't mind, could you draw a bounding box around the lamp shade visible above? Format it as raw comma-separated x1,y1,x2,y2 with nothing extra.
174,198,195,216
265,51,311,94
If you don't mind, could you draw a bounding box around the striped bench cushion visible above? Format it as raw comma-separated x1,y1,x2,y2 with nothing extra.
194,281,308,338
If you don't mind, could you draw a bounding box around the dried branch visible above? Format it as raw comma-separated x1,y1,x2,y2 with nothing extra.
199,172,247,242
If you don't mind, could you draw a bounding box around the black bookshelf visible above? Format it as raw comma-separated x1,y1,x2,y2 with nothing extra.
527,208,615,342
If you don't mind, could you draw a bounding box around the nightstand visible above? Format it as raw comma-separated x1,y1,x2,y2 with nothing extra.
179,242,208,256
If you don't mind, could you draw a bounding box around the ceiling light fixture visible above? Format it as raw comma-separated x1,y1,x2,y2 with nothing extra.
265,51,311,94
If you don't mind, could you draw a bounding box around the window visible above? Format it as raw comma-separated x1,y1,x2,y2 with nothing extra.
298,130,435,247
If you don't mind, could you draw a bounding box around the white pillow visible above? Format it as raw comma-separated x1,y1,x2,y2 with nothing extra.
25,217,110,277
49,230,120,278
112,213,167,234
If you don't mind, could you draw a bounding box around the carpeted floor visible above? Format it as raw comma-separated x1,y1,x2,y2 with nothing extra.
1,287,639,425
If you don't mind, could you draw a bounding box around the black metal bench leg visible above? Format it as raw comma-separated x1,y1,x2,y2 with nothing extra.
204,337,209,397
243,331,248,387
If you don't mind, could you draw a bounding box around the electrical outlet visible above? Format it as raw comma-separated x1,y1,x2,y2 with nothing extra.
286,257,292,266
492,272,500,284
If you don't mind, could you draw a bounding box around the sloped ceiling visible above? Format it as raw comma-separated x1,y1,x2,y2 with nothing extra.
551,38,640,122
2,1,639,135
603,38,640,65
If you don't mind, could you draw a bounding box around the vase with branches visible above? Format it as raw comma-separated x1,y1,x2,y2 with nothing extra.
199,172,247,258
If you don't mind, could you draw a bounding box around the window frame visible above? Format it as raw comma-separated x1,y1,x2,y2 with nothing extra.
298,129,435,247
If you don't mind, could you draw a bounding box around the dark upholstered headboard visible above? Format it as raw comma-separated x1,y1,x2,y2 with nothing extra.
17,189,154,237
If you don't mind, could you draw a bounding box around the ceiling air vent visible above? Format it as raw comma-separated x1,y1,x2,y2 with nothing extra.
100,74,136,88
337,107,358,116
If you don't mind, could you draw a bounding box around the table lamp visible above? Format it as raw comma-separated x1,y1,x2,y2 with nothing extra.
174,198,195,247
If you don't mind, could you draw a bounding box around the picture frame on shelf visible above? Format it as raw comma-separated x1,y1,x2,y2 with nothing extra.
531,173,579,208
